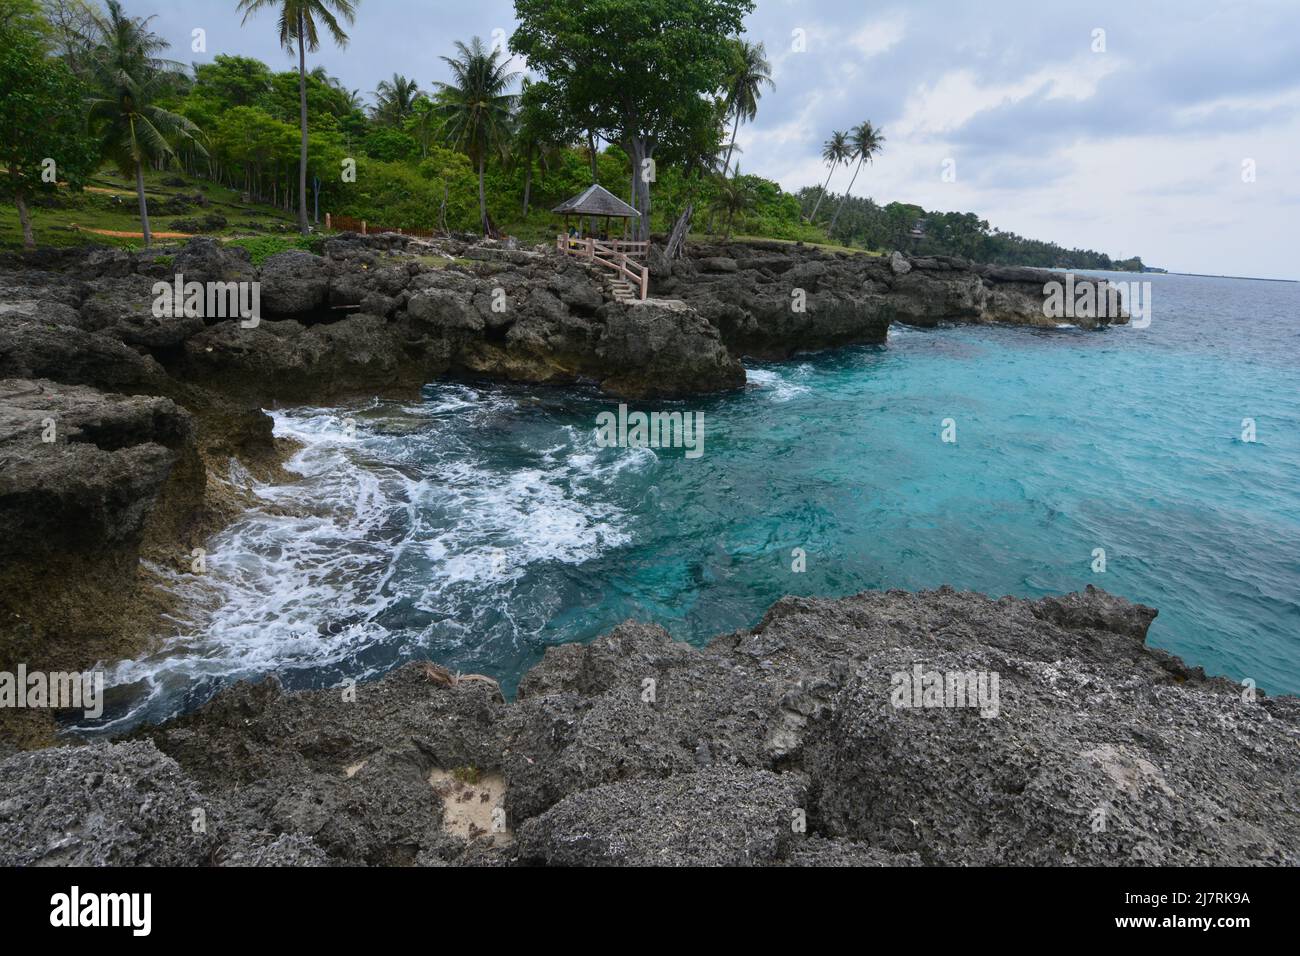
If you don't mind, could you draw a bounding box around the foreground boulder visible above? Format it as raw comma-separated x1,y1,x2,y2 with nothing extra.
3,586,1292,867
0,379,204,677
0,740,215,866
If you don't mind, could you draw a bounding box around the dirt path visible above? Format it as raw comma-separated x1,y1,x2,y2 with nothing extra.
71,224,194,239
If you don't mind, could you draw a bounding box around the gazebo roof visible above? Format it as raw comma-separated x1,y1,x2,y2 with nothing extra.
552,184,640,218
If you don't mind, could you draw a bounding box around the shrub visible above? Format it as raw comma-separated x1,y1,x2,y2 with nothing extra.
225,234,323,265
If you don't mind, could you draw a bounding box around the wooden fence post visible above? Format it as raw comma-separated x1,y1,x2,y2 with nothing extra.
325,213,331,230
361,220,367,235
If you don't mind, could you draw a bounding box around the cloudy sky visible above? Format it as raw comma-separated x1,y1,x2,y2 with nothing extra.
146,0,1300,279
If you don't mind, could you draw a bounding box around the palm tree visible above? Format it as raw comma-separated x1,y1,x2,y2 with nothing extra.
338,86,365,114
409,96,437,158
828,120,885,233
236,0,357,236
808,130,850,223
720,40,772,178
83,1,205,247
432,36,519,235
372,73,420,125
714,166,757,240
310,65,362,115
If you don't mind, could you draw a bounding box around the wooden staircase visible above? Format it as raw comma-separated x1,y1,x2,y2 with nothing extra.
607,277,640,303
557,235,650,300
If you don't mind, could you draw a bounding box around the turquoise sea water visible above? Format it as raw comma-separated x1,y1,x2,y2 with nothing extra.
96,271,1300,729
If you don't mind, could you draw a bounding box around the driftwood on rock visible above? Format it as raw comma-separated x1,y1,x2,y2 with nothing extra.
663,202,693,261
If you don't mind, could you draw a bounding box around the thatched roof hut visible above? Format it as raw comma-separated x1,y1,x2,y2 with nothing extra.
552,184,640,219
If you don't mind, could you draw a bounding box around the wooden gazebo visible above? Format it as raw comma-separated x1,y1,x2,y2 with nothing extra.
553,184,650,300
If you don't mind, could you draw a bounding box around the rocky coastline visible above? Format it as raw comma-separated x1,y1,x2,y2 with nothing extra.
1,585,1294,866
0,234,1128,689
7,234,1280,869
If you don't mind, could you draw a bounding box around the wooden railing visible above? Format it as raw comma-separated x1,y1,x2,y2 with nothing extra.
556,235,650,299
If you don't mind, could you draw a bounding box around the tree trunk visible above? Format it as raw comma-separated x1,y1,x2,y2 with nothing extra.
587,130,598,181
12,176,34,249
135,161,152,248
808,164,837,221
296,19,310,235
828,158,863,232
522,153,532,216
477,153,487,235
663,202,692,260
723,110,740,177
628,136,653,241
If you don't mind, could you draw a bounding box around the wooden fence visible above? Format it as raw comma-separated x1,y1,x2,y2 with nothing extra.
325,213,438,239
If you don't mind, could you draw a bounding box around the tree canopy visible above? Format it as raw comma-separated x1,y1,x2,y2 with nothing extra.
0,0,99,246
511,0,755,238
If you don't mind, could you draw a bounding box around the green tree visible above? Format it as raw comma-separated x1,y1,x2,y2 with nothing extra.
236,0,357,235
808,130,849,223
190,54,273,108
407,95,438,158
362,125,419,162
512,0,754,240
828,120,885,232
210,105,297,202
431,36,518,235
0,2,98,248
371,73,419,126
514,78,567,217
713,166,757,239
83,0,205,247
720,39,771,178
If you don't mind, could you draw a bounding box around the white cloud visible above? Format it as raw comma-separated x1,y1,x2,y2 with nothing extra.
891,55,1122,140
849,12,907,59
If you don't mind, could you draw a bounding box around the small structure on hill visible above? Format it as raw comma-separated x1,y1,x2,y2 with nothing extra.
553,184,650,301
908,219,928,251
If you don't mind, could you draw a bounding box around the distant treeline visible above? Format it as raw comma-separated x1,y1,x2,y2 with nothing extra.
797,189,1148,272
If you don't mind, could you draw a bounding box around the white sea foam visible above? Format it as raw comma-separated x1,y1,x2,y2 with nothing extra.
94,396,632,729
745,366,811,402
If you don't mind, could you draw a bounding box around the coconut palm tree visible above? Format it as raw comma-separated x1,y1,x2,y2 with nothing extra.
310,65,363,116
720,39,772,178
828,120,885,233
409,95,438,158
714,166,757,240
372,73,420,126
808,130,850,223
431,36,519,235
83,1,205,247
236,0,357,235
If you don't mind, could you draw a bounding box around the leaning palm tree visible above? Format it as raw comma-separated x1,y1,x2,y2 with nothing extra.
236,0,357,235
808,130,850,222
828,121,885,233
372,73,420,126
83,1,205,247
720,39,772,178
431,36,519,235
